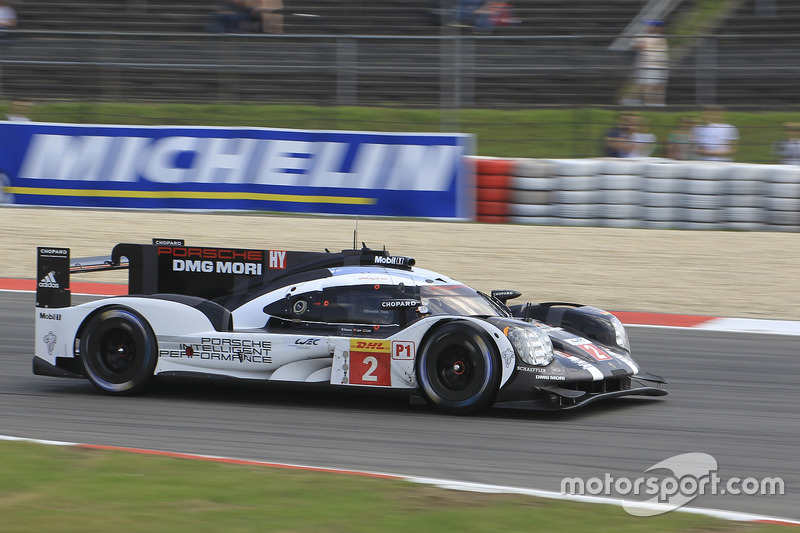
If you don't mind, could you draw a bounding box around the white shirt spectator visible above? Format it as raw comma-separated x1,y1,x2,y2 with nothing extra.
692,122,739,161
0,4,16,29
627,132,657,157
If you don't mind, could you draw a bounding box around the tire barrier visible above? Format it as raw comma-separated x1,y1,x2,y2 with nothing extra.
475,158,515,223
471,157,800,231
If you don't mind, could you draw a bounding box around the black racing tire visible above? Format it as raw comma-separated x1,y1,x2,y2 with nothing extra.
416,322,501,415
79,307,157,394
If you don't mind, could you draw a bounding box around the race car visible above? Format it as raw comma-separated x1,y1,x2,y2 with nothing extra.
33,239,667,414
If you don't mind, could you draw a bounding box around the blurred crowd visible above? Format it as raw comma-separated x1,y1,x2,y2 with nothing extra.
604,106,800,165
604,106,742,162
207,0,284,34
429,0,519,33
0,0,17,35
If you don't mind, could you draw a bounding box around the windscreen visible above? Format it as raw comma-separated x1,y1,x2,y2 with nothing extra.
419,285,503,317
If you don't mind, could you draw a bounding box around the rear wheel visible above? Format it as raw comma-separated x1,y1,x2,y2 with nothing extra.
416,322,500,414
79,307,157,394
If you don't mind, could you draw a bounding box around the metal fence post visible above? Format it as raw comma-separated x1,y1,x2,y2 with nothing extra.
440,26,461,132
336,37,357,106
695,36,717,106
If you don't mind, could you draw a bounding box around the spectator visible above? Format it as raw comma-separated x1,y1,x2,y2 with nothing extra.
251,0,283,34
603,113,637,157
667,116,698,160
5,100,31,121
629,20,669,106
0,0,16,37
457,0,484,28
773,122,800,165
692,105,739,161
474,1,518,33
627,115,657,157
207,0,252,33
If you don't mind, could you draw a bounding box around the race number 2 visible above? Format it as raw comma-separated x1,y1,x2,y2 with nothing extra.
349,339,391,386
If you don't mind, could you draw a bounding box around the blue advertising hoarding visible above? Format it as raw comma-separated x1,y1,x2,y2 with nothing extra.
0,122,474,219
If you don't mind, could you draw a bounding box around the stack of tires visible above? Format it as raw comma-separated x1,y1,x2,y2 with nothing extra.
508,159,555,225
680,162,728,230
551,159,602,226
641,161,682,229
474,158,514,223
723,164,769,231
765,166,800,231
470,157,798,232
598,159,644,228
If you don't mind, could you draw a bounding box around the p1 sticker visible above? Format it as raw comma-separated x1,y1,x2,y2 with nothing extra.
392,341,415,360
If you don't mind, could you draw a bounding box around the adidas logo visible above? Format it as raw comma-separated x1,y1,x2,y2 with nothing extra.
38,271,60,289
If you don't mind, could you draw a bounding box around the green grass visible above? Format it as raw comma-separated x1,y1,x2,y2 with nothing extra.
0,441,788,533
7,101,799,163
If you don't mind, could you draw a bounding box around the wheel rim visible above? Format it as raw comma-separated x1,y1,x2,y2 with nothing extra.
426,339,488,402
97,327,138,376
85,316,149,386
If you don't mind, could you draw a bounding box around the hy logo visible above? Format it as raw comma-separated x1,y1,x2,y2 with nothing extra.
38,271,60,289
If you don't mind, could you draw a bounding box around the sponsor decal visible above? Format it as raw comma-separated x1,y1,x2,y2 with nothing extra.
380,299,421,310
18,133,463,193
152,238,184,246
491,290,519,300
171,259,262,275
349,339,391,386
535,375,567,381
392,341,415,360
351,340,390,352
38,271,60,289
268,250,287,269
38,312,62,321
43,331,57,355
39,248,68,256
160,337,272,363
158,247,263,261
373,256,411,267
294,338,321,347
516,366,548,373
158,246,265,276
501,347,514,368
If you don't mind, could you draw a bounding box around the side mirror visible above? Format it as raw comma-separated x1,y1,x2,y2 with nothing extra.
491,289,521,303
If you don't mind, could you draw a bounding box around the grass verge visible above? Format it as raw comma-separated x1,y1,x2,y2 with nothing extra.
0,441,789,533
5,101,800,163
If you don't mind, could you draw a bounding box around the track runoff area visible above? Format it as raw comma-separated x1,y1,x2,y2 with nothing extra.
3,278,799,525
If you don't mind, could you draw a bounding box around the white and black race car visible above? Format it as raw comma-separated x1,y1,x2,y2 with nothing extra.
34,240,666,414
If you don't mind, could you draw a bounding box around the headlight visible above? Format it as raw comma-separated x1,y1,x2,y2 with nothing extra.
506,325,554,366
609,314,631,351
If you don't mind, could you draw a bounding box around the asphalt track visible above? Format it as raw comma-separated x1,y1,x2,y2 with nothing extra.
2,291,798,522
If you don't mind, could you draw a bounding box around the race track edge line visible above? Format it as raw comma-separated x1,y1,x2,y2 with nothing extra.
0,434,798,526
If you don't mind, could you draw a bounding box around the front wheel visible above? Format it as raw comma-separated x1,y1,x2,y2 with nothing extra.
79,307,157,394
416,322,501,415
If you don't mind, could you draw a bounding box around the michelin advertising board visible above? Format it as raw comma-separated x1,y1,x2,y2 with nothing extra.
0,122,474,219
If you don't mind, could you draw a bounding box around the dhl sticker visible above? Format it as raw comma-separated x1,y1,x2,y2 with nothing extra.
350,339,391,353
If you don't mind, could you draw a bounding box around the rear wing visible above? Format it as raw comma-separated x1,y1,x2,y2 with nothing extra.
36,247,130,309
